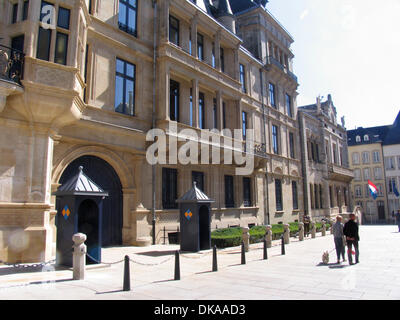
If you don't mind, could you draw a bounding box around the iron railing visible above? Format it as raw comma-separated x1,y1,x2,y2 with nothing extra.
0,44,25,85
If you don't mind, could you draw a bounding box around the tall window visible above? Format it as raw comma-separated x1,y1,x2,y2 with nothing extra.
362,151,370,164
162,168,178,209
118,0,137,36
332,144,337,164
275,179,283,211
285,94,292,117
319,185,323,209
354,169,361,181
190,88,193,127
213,98,217,129
242,111,248,141
373,151,381,163
355,185,362,198
211,42,215,67
197,33,204,61
115,58,136,116
192,171,204,192
374,167,382,180
385,157,395,170
269,83,276,108
37,27,52,61
22,1,29,21
363,168,370,181
12,3,18,23
239,64,246,93
169,80,180,122
289,132,295,159
292,181,298,210
169,15,179,46
243,177,252,207
199,92,205,129
220,47,225,72
222,102,226,129
272,125,279,154
54,6,70,65
352,152,360,165
225,175,234,208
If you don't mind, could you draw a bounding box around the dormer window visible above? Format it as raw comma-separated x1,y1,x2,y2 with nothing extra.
356,136,361,143
364,135,369,142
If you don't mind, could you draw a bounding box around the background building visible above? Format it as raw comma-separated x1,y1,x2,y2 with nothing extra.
0,0,303,263
298,95,354,222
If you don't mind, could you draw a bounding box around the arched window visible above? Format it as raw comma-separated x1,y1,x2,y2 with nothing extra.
364,135,369,141
356,136,361,143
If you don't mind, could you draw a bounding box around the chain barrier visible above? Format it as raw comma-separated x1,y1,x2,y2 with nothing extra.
0,259,56,269
180,251,213,259
85,253,125,265
128,255,174,266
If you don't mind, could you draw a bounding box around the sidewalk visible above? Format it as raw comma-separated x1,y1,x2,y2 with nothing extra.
0,226,400,300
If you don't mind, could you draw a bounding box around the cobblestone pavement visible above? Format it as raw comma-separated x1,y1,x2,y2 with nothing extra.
0,225,399,300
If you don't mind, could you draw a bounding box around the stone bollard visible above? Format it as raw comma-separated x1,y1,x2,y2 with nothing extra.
242,227,250,252
298,222,304,241
322,221,326,237
72,233,87,280
265,225,272,248
311,221,316,239
283,224,290,244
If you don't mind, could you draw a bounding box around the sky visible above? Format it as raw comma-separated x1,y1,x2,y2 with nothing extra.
267,0,400,130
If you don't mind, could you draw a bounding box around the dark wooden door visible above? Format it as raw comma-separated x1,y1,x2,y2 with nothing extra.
60,156,123,246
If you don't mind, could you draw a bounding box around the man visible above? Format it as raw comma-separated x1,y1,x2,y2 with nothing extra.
394,210,400,233
332,215,346,264
303,214,311,237
343,213,360,265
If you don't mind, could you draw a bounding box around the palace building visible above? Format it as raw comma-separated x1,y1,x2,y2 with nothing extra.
0,0,303,263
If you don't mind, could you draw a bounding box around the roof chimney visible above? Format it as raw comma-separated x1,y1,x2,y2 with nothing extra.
213,0,236,33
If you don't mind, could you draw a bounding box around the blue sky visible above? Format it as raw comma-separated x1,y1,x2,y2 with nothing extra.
267,0,400,129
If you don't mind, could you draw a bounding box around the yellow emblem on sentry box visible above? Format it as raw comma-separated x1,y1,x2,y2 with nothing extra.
184,210,193,221
62,205,71,220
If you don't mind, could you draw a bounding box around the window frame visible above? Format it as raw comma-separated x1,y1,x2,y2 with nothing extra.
169,79,180,122
162,168,178,209
118,0,138,37
292,181,298,210
269,82,276,108
225,175,235,208
275,179,283,211
239,63,246,93
115,57,136,116
168,15,179,46
243,177,252,208
272,124,279,154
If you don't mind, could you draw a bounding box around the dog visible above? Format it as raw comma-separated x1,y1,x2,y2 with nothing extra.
322,251,330,265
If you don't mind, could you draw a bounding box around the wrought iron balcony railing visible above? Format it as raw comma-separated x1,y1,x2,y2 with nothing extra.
0,45,25,85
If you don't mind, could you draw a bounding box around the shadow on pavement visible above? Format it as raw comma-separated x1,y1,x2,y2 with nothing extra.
0,264,68,276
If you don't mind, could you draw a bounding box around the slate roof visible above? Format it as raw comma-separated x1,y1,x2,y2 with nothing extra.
383,111,400,145
176,182,215,203
53,166,108,197
228,0,268,14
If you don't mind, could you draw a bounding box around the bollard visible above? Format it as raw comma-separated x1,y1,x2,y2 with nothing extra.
123,255,131,291
281,235,285,255
212,246,218,272
322,221,326,237
265,225,272,248
72,233,87,280
299,222,304,241
311,221,316,239
174,250,180,280
283,224,290,244
263,238,268,260
241,241,246,265
242,227,250,252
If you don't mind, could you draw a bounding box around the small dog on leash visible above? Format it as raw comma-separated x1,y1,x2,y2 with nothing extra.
322,251,330,265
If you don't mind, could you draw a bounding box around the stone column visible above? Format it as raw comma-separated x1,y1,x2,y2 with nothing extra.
214,31,221,71
233,44,240,80
242,227,249,252
160,0,170,43
190,15,198,58
283,224,290,244
298,222,304,241
72,233,87,280
265,225,272,248
311,221,316,239
216,90,223,130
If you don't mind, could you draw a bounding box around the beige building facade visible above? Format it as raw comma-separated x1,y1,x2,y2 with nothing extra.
0,0,303,263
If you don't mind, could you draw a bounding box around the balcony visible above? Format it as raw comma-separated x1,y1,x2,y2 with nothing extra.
328,163,354,182
266,55,298,84
0,45,25,112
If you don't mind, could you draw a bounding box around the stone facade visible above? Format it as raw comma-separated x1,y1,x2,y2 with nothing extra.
298,95,354,222
0,0,303,263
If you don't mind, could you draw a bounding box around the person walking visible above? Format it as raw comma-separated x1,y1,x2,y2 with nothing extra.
343,213,360,265
394,210,400,232
332,215,346,264
303,214,311,237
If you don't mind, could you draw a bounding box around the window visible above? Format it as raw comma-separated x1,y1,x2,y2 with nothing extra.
189,28,192,55
12,3,18,23
169,80,180,121
22,1,29,21
222,102,226,129
364,135,369,142
272,125,279,154
373,151,381,163
57,6,70,29
162,168,178,209
319,185,323,209
211,42,215,67
192,171,204,192
239,64,246,93
398,157,400,169
269,83,276,108
213,98,217,129
118,0,137,36
332,144,338,164
285,94,292,117
362,152,370,164
289,132,295,159
356,135,361,143
292,181,298,210
242,111,248,141
225,175,234,208
220,47,225,72
374,167,382,180
275,179,283,211
355,185,362,198
243,177,252,207
352,152,360,165
314,184,318,210
365,184,371,198
11,35,25,52
190,88,193,127
54,32,68,65
115,58,136,116
169,15,179,46
37,27,52,61
377,184,384,197
197,33,204,61
363,168,370,181
199,92,205,129
385,157,395,170
310,184,314,210
388,177,398,194
329,186,333,207
354,169,361,181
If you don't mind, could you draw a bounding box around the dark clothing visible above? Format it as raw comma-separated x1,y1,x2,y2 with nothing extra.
303,216,311,236
334,237,345,261
347,240,359,264
343,220,360,241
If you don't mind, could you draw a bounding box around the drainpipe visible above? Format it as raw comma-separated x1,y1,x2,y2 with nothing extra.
151,0,157,245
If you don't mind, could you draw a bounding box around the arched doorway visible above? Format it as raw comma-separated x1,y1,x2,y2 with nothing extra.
59,156,123,247
78,199,100,264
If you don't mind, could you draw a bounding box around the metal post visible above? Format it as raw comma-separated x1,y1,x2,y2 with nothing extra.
281,235,285,255
123,255,131,291
72,233,87,280
263,238,268,260
241,241,246,265
174,250,180,280
212,245,218,272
